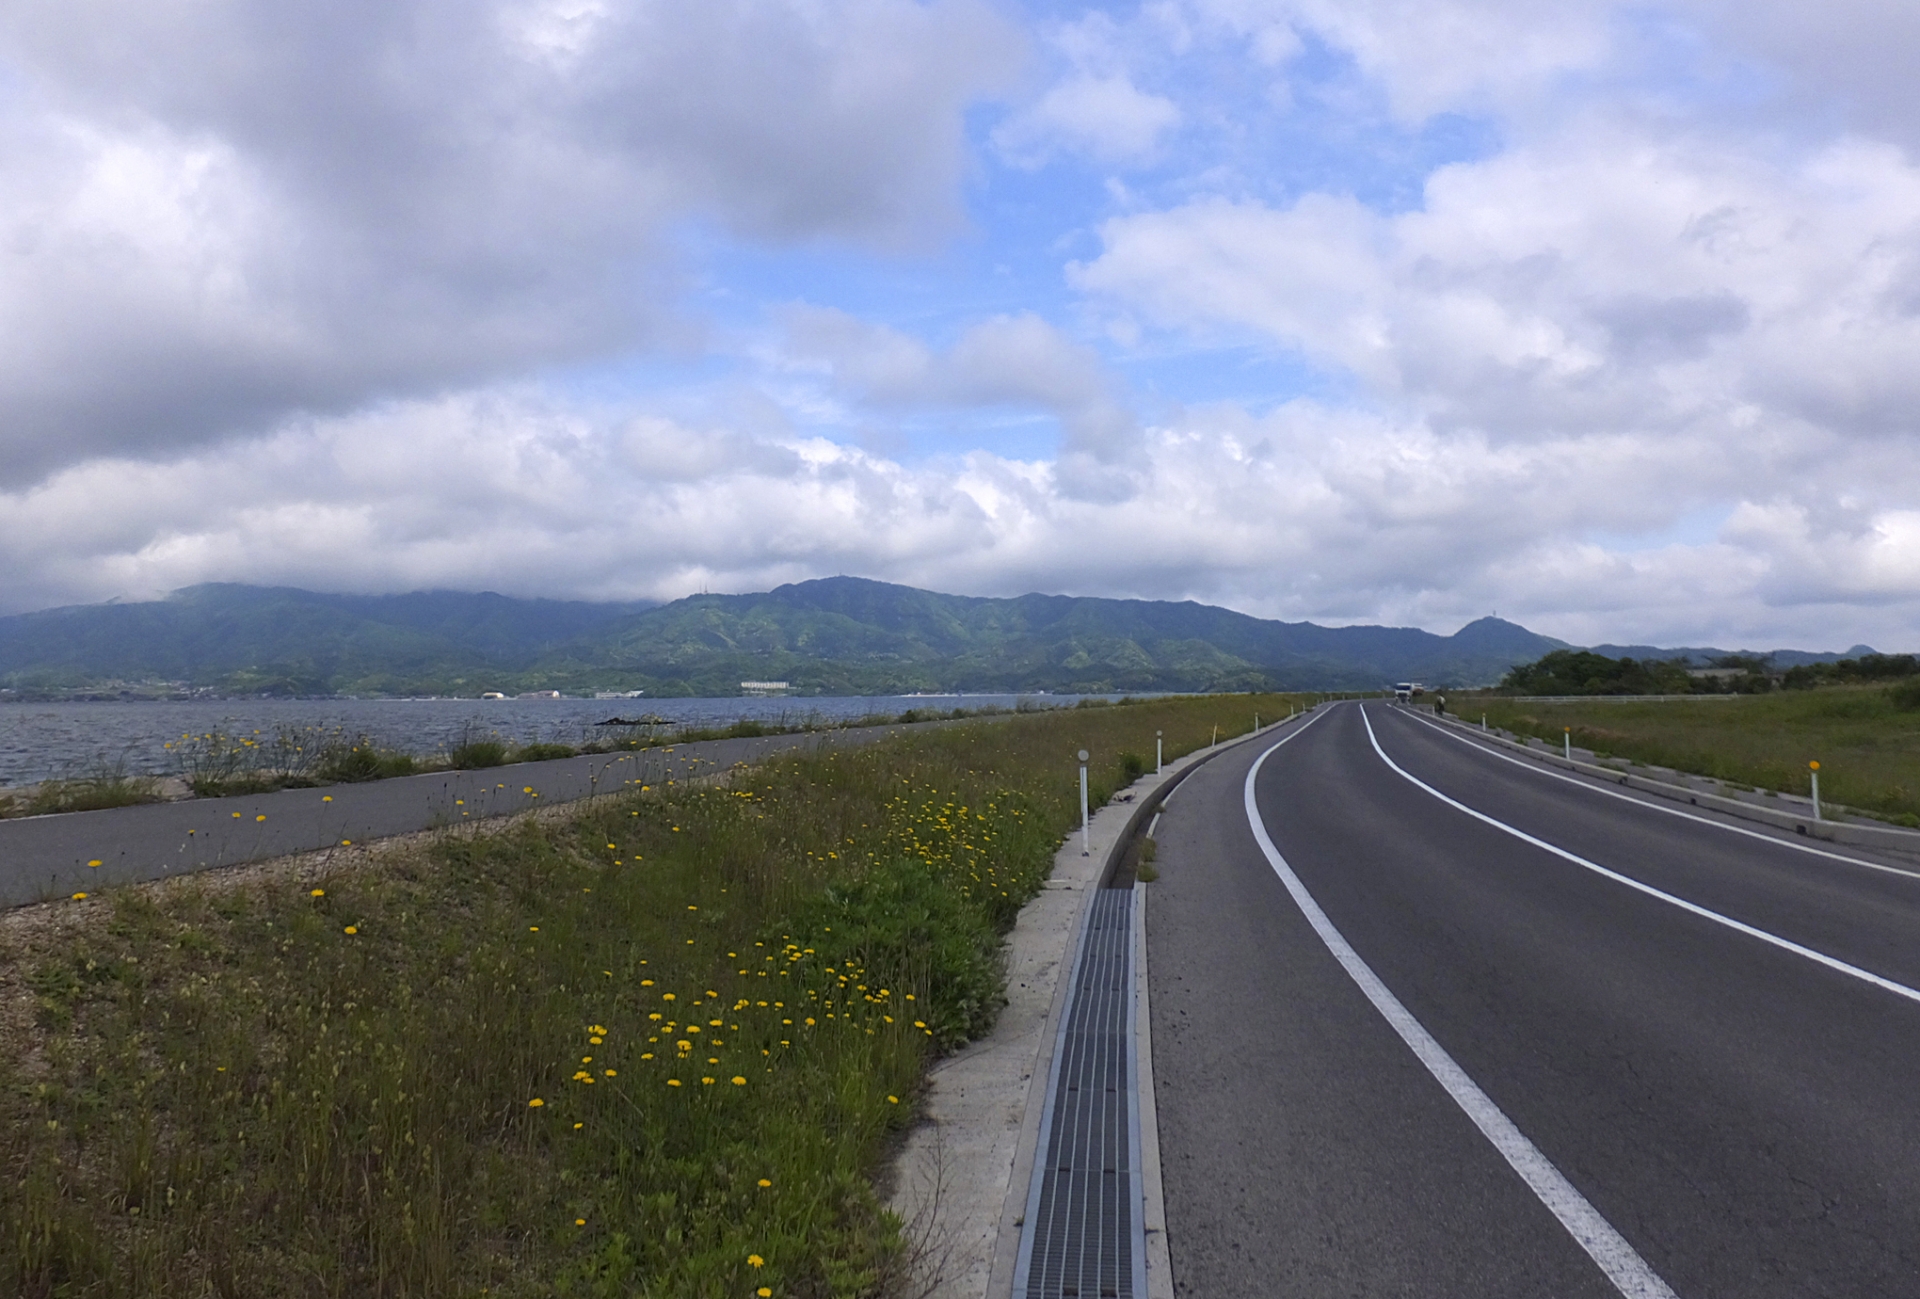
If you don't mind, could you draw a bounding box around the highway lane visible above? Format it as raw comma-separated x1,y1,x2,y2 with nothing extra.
1148,700,1920,1297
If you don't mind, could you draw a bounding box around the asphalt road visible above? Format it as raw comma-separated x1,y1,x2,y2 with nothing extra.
0,722,946,908
1148,699,1920,1297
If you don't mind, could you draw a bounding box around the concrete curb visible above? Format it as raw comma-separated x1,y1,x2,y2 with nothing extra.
888,716,1302,1298
1133,881,1174,1299
1420,709,1920,857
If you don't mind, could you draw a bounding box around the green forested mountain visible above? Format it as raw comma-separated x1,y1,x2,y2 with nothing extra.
0,576,1569,696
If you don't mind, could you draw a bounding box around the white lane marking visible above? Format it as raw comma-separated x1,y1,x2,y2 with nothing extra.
1394,707,1920,883
1361,706,1920,1008
1245,721,1680,1299
1147,811,1162,839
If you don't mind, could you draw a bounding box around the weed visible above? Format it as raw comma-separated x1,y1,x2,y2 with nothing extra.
0,692,1305,1295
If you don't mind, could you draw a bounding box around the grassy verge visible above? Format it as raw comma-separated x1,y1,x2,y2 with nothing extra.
1461,686,1920,826
1,693,1303,1297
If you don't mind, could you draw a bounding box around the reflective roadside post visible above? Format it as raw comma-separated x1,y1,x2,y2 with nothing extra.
1564,727,1572,761
1810,760,1822,821
1078,749,1091,855
1156,730,1163,775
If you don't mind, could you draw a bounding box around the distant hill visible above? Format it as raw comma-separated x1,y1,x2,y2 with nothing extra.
13,575,1855,698
0,585,655,696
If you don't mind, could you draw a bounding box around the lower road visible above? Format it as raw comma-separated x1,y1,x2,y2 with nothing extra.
0,722,949,909
1148,700,1920,1297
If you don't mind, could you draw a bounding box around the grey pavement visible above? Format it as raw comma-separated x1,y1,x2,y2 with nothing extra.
1148,699,1920,1296
0,722,946,908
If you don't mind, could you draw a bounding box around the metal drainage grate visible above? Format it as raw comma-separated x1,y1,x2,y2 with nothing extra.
1016,887,1145,1299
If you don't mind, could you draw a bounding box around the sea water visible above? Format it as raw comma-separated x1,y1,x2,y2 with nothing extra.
0,694,1079,788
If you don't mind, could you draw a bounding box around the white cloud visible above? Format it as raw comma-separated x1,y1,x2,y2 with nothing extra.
4,385,1916,651
780,307,1142,499
994,73,1182,165
0,0,1019,482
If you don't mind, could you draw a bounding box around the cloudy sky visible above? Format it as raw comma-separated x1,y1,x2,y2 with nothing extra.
3,0,1917,648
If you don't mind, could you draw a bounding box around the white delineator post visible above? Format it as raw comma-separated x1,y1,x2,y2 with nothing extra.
1079,749,1091,855
1156,730,1163,775
1564,727,1572,761
1254,713,1260,733
1810,760,1823,821
1482,714,1488,731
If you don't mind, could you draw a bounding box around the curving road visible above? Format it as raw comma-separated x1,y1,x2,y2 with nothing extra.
1147,700,1920,1297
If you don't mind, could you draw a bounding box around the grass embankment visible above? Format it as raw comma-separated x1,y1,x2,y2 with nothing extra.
1465,685,1920,826
1,693,1303,1297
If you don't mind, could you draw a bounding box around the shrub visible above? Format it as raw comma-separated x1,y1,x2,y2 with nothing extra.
512,742,576,763
448,738,510,769
1119,751,1147,779
316,740,416,783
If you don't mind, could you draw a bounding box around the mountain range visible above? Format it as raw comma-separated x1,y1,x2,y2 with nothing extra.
0,578,1877,698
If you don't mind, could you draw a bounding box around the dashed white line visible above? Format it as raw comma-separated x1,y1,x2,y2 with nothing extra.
1245,717,1680,1299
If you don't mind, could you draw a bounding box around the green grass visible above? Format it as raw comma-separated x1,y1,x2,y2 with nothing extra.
0,773,163,819
1,692,1305,1297
1464,686,1920,826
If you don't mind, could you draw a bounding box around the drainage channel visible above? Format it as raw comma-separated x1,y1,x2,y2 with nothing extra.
1013,884,1145,1299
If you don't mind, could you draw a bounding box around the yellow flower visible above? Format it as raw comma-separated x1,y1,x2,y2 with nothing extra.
575,1218,586,1226
759,1289,772,1297
732,1076,747,1086
758,1178,772,1188
310,889,325,897
888,1095,899,1104
667,1079,682,1087
70,892,87,900
87,859,101,868
604,1069,617,1077
748,1254,765,1267
528,1098,545,1108
344,926,358,935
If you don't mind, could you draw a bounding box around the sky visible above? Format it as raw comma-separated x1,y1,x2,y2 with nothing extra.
2,0,1918,650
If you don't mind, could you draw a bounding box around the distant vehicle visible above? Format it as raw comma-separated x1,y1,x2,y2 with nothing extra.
1394,681,1425,702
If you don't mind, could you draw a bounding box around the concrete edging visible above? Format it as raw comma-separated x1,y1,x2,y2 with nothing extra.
889,713,1305,1297
1423,709,1920,856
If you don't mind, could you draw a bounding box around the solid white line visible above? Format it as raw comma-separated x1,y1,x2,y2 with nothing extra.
1147,811,1162,839
1361,707,1920,1008
1393,707,1920,883
1244,720,1679,1299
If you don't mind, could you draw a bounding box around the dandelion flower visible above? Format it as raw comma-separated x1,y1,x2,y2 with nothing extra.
256,814,267,822
344,926,358,935
759,1289,772,1297
888,1095,899,1104
87,859,102,868
732,1076,747,1086
748,1254,765,1267
528,1098,545,1108
310,889,325,897
71,892,87,900
575,1218,586,1226
667,1079,682,1087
